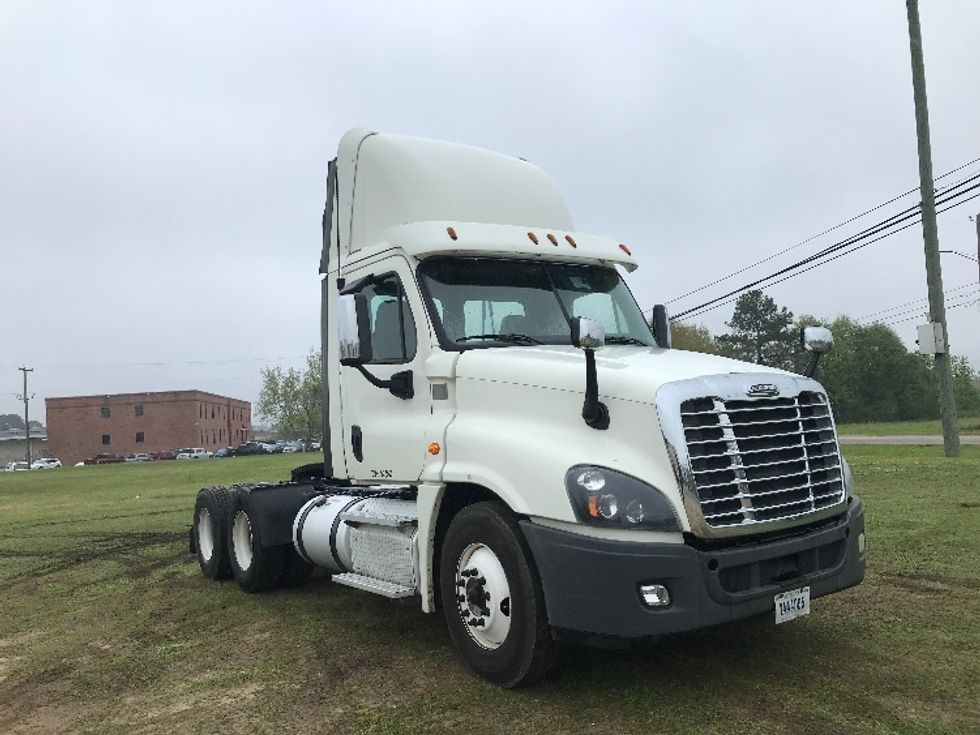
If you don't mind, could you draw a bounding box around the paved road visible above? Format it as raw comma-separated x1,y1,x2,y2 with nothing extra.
839,434,980,445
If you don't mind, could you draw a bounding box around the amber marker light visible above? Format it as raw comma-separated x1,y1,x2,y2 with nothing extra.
446,226,458,241
547,233,558,246
565,235,577,248
427,442,441,455
527,231,539,244
587,495,600,518
619,243,632,255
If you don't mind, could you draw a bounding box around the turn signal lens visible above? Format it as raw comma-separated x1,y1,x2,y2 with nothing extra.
427,442,441,455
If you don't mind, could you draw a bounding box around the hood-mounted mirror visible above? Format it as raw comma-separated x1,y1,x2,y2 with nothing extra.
571,317,609,430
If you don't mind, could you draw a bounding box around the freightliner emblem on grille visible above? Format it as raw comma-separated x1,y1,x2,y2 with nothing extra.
746,383,780,397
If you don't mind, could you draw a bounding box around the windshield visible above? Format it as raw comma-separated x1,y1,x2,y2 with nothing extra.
418,257,656,348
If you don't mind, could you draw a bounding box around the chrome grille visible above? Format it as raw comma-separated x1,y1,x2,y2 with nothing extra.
679,391,844,529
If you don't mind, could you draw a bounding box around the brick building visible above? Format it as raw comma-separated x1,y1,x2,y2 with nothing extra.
46,390,252,465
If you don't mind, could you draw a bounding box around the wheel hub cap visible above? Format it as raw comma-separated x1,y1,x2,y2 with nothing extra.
455,543,512,650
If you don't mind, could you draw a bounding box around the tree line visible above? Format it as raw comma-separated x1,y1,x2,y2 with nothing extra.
672,290,980,423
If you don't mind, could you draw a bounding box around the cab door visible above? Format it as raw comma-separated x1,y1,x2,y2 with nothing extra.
339,258,432,483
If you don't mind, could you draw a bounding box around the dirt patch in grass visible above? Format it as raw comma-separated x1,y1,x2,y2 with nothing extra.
0,531,186,589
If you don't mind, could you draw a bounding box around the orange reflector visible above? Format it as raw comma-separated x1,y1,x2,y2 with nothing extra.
527,231,539,244
619,243,632,255
447,226,458,241
427,442,441,456
587,495,599,518
547,233,558,246
565,235,577,248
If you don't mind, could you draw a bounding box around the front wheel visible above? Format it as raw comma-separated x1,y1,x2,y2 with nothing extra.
439,502,559,687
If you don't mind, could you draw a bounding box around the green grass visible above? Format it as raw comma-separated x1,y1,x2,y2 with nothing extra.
837,415,980,436
1,449,978,734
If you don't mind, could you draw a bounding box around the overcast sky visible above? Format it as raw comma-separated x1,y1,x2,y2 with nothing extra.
3,1,979,422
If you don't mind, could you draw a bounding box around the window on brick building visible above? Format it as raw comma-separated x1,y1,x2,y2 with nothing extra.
134,404,143,417
102,434,110,445
101,407,110,418
211,405,215,419
136,432,144,443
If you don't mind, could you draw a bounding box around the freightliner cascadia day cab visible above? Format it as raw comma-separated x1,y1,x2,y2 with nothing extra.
190,129,865,687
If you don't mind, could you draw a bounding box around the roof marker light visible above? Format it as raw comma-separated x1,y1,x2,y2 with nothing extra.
427,442,441,455
619,243,632,255
447,226,458,241
547,233,558,246
565,235,577,248
527,232,539,244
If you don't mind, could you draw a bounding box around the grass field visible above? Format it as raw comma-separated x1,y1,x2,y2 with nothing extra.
1,449,978,735
837,415,980,436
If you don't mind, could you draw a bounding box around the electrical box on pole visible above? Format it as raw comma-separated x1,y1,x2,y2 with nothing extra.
916,322,947,354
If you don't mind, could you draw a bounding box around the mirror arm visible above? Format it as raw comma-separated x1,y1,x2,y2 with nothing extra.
582,348,610,430
803,352,821,378
347,364,415,400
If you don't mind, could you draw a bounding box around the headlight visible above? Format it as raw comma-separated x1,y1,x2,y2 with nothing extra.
565,465,681,531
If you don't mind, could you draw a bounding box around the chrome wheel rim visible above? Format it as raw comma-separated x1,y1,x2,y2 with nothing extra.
196,507,214,561
232,510,253,571
455,543,512,650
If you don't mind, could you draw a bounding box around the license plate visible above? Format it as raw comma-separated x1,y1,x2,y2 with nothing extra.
774,586,810,624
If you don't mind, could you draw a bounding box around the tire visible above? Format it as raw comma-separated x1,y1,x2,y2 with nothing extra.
439,502,559,687
227,490,287,593
280,547,315,588
193,486,234,580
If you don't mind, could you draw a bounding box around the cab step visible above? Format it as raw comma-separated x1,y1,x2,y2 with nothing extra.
331,572,416,598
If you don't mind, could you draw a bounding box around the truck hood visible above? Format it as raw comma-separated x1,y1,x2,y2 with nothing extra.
453,345,790,401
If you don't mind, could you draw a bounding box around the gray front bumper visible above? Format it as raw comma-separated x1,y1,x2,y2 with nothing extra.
521,497,865,639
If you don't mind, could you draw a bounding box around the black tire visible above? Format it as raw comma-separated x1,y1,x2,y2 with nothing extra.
226,490,286,593
193,486,234,580
280,547,315,588
439,501,559,687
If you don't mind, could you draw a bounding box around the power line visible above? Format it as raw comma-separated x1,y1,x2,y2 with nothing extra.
671,180,980,321
879,296,980,326
663,156,980,306
857,282,979,322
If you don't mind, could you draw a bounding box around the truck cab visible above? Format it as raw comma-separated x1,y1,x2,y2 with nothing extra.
192,129,865,687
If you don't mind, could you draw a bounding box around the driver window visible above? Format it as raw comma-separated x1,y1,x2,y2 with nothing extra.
362,275,417,364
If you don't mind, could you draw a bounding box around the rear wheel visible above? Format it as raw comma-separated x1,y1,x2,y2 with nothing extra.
227,491,286,592
439,502,559,687
193,486,233,580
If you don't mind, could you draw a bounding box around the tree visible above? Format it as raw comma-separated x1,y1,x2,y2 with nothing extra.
670,322,722,354
257,350,322,445
717,290,796,370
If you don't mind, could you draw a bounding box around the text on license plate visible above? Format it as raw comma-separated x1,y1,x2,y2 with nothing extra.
774,586,810,624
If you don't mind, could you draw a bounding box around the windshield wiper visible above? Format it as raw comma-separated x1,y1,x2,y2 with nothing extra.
457,333,542,344
605,336,650,345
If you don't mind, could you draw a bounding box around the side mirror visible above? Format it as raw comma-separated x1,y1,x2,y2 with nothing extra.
571,317,605,350
801,326,833,378
339,293,373,365
652,304,671,349
802,326,834,354
570,317,609,430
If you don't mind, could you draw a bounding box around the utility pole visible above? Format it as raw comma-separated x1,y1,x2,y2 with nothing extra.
17,366,35,465
906,0,959,457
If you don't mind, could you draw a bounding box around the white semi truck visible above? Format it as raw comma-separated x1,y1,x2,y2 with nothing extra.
190,129,865,687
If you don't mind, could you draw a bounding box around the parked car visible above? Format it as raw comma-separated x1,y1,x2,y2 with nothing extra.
84,454,125,465
234,442,269,456
282,444,300,454
213,446,235,458
176,447,211,460
5,461,30,472
124,453,152,462
30,458,62,469
149,450,176,461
